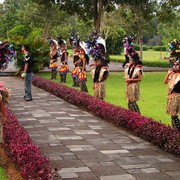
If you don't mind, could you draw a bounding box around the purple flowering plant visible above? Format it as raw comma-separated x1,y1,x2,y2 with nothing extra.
3,108,53,179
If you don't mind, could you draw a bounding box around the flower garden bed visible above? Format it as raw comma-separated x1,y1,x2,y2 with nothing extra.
32,75,180,156
3,108,53,179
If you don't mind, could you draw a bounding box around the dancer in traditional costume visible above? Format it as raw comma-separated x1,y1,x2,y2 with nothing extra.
58,39,69,83
71,48,80,87
164,59,180,131
49,41,58,80
124,51,143,114
122,35,136,68
91,54,109,99
76,42,89,93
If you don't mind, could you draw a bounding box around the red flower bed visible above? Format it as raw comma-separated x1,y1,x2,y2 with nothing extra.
32,76,180,156
3,108,53,180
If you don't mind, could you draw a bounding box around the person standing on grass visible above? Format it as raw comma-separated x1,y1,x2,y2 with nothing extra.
49,41,58,80
21,44,33,101
164,59,180,132
77,42,89,93
91,55,109,100
71,48,80,87
124,51,143,114
58,39,69,83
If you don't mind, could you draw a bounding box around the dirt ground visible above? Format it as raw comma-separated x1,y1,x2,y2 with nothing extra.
0,143,23,180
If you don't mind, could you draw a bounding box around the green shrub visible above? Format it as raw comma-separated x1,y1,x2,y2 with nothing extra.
8,25,32,39
134,45,148,51
12,38,50,74
106,36,123,55
134,45,140,51
152,46,167,51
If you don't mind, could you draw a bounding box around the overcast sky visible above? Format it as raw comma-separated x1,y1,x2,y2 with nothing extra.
0,0,4,3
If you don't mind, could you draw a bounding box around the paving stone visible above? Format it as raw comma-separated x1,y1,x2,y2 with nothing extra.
100,174,136,180
49,155,62,161
69,114,91,117
47,127,71,131
76,172,99,180
101,150,129,154
165,171,180,179
115,156,147,165
120,164,151,170
55,117,75,120
88,125,104,130
99,162,116,166
59,167,91,174
74,130,99,135
141,168,160,173
153,162,180,171
58,172,78,179
139,155,175,164
83,162,101,167
56,135,83,140
66,145,96,152
90,166,127,176
132,172,173,180
121,143,149,150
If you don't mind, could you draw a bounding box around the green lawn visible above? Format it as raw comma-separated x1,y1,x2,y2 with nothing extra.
37,71,170,126
110,49,168,62
0,167,7,180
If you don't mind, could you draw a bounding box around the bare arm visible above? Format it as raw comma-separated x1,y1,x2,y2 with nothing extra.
125,77,142,83
164,69,174,84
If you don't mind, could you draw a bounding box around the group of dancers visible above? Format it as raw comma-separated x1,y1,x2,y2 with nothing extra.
123,36,180,131
47,33,180,131
48,30,110,99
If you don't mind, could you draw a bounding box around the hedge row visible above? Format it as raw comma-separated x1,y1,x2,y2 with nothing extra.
110,58,169,68
134,45,166,51
3,108,53,180
32,76,180,156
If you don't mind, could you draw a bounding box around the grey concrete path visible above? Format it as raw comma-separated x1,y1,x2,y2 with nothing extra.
43,57,169,73
1,76,180,180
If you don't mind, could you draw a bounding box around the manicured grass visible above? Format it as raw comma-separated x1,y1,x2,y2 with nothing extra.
0,167,7,180
37,71,170,126
110,50,168,62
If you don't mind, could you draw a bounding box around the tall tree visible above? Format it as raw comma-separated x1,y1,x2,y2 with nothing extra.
157,0,180,23
39,0,120,34
120,0,157,60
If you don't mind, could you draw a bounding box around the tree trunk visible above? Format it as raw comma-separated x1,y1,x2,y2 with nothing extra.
139,24,143,61
94,0,100,32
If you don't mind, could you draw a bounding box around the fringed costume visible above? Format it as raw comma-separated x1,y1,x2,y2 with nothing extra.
165,39,180,131
91,64,109,99
71,50,80,87
59,49,69,83
49,42,58,80
125,62,143,114
76,55,88,93
165,70,180,131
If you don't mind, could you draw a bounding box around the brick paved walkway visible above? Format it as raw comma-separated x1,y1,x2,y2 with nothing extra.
1,76,180,180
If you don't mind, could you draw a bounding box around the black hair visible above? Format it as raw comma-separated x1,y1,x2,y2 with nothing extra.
22,44,29,51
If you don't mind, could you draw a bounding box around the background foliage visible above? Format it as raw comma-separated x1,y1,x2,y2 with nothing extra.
0,0,179,70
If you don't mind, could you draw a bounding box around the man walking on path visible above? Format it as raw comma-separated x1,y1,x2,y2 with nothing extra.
21,44,33,101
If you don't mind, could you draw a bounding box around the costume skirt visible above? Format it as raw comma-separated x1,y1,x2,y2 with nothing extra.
166,93,180,116
126,82,140,102
94,81,106,99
